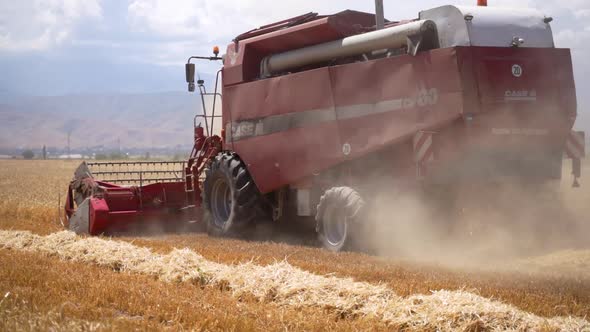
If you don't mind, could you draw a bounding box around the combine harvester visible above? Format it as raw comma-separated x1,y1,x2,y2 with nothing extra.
66,1,585,251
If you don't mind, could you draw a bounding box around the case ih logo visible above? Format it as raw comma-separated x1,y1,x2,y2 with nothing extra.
512,64,523,77
504,89,536,102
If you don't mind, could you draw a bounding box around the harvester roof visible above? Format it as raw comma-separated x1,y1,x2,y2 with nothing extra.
223,10,383,85
223,5,556,86
420,5,554,48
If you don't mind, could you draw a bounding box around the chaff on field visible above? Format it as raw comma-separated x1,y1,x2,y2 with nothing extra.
1,230,588,331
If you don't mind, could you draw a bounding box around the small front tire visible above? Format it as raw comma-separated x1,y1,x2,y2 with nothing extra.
316,187,364,252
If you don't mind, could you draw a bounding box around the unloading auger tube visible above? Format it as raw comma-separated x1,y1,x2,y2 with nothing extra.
260,19,438,77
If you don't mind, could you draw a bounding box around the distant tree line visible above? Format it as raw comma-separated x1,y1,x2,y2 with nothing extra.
95,152,130,160
21,145,47,160
22,150,34,160
14,149,183,161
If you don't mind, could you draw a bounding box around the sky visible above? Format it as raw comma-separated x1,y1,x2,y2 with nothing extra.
0,0,589,112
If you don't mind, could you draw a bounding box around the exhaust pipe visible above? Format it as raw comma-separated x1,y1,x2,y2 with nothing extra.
260,19,438,77
375,0,385,30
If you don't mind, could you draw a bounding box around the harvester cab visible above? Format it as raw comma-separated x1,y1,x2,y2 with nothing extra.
65,2,585,252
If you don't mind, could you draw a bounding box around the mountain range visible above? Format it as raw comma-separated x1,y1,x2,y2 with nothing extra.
1,91,588,153
0,92,205,150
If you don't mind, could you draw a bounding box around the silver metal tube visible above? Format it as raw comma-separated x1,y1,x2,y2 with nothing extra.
261,20,436,77
375,0,384,30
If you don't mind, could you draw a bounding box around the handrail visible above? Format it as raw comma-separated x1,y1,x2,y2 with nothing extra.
193,113,222,132
195,71,224,136
210,69,223,133
187,55,223,137
197,84,210,135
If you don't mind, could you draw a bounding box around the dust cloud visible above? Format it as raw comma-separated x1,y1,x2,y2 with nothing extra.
362,171,590,272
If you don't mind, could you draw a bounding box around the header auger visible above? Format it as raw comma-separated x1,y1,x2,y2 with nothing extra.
66,1,584,252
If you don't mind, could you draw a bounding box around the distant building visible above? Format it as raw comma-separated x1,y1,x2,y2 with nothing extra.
58,154,84,159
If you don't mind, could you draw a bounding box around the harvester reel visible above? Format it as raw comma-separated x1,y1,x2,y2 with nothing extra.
202,152,264,236
316,187,364,252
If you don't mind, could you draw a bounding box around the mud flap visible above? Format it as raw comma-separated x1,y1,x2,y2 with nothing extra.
413,131,436,179
565,130,585,188
69,198,90,235
572,158,581,188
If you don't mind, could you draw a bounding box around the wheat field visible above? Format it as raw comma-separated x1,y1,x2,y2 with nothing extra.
1,159,590,331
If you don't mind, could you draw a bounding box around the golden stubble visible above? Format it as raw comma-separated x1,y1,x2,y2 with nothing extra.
1,159,590,330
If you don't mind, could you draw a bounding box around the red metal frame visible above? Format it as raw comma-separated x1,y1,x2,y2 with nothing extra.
65,9,583,235
224,46,577,193
65,126,222,235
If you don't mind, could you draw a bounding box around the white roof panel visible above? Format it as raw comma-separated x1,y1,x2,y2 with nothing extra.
419,5,554,48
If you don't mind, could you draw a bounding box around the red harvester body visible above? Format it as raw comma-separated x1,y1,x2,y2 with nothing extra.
65,4,585,251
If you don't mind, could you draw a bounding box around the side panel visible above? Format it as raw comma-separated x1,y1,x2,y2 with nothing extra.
462,46,575,141
332,48,464,161
224,48,464,193
68,198,90,235
225,67,342,193
89,197,110,235
140,182,187,209
431,47,577,183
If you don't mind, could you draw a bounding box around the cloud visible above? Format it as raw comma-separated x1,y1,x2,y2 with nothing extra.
1,0,589,118
123,0,590,129
125,0,588,54
124,0,371,68
0,0,103,51
555,29,590,49
126,0,372,42
127,0,198,37
124,1,590,68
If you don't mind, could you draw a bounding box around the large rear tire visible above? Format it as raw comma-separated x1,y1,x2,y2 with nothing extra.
202,152,263,237
316,187,364,252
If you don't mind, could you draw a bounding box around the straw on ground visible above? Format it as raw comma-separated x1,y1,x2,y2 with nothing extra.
1,230,587,331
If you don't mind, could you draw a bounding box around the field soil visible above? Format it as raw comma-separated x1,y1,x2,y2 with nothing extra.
1,159,589,331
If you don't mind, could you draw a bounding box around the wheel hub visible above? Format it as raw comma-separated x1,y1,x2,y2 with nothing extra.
324,206,348,247
211,178,232,228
